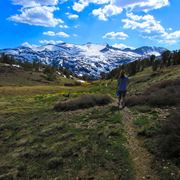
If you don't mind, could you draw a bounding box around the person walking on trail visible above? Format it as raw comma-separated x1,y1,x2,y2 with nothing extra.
117,70,128,109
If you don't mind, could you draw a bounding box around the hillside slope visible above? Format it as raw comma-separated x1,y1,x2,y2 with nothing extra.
0,65,179,179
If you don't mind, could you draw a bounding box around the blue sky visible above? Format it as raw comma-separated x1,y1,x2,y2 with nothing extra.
0,0,180,50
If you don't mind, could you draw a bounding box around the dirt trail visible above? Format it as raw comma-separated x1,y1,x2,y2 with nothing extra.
121,107,159,180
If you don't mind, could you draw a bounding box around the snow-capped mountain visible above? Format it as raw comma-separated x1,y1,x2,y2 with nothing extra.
0,43,166,78
123,46,166,56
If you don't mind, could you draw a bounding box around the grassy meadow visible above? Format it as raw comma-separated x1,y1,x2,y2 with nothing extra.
0,65,180,179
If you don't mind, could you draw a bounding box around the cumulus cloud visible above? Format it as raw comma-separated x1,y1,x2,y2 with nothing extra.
160,30,180,44
73,0,110,12
113,43,135,50
124,0,169,12
59,24,69,28
39,40,64,44
9,0,63,27
12,0,59,7
92,4,122,21
73,0,169,20
66,13,79,19
9,6,63,27
123,12,180,45
103,31,128,40
112,0,169,12
122,13,165,34
73,1,88,12
43,31,70,38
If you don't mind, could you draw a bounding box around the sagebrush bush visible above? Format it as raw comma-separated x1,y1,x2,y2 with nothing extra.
54,94,113,111
64,82,81,86
158,107,180,160
126,79,180,107
126,95,147,106
47,157,63,169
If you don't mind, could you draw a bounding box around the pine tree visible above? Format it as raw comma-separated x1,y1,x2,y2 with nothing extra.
43,66,56,81
162,50,171,66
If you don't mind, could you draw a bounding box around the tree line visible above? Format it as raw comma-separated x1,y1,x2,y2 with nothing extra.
1,49,180,81
0,53,74,81
104,50,180,79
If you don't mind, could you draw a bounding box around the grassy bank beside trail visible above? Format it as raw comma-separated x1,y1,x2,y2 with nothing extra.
0,85,133,179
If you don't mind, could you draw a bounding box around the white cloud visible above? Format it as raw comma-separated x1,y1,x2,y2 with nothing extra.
103,31,128,40
12,0,59,7
59,24,69,28
123,0,169,12
73,1,88,12
163,31,180,40
111,0,169,12
73,0,169,20
9,0,63,27
73,0,110,12
43,31,70,38
66,13,79,19
123,12,180,45
113,43,135,50
74,24,80,28
56,32,70,38
43,31,56,36
160,30,180,44
9,6,63,27
92,4,122,21
122,13,165,34
39,40,63,44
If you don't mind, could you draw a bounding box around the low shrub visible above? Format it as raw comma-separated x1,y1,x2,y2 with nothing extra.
47,157,63,169
132,105,152,113
159,107,180,159
54,94,113,111
64,82,81,86
132,76,151,84
126,79,180,107
126,95,147,106
64,83,74,86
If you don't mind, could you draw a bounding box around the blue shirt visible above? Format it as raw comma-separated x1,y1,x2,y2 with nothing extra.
117,76,128,91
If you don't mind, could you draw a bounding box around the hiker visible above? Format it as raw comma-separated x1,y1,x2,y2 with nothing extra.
117,70,128,109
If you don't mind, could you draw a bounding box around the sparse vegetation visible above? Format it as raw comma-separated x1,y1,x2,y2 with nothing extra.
106,49,180,79
0,61,180,179
43,66,57,81
128,73,180,179
0,93,133,179
127,78,180,107
54,94,113,111
158,108,180,159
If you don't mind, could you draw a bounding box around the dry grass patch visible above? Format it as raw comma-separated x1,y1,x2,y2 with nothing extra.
127,79,180,107
158,107,180,159
54,94,113,111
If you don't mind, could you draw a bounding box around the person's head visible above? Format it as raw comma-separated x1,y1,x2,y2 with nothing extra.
120,70,125,78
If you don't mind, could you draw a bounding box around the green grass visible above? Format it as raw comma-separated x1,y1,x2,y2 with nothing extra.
134,116,150,127
132,108,160,138
132,109,180,179
0,87,133,179
0,65,180,179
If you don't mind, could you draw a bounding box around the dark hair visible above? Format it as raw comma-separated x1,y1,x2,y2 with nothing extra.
120,70,125,78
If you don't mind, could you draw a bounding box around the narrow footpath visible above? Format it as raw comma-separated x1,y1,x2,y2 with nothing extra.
122,107,159,180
